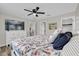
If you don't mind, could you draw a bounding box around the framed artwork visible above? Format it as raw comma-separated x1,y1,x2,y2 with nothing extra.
5,20,24,31
49,23,57,30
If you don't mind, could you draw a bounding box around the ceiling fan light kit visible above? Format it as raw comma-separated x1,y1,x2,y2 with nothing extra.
24,7,45,17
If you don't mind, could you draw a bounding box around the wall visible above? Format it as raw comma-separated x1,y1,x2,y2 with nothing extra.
0,14,27,46
75,4,79,16
36,11,75,35
75,4,79,32
0,15,6,47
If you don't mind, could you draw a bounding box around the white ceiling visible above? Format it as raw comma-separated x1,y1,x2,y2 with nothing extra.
0,3,78,19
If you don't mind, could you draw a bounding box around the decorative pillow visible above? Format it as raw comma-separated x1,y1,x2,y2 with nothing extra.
48,28,63,43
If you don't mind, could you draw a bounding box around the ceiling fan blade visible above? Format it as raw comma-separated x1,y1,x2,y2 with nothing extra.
37,12,45,14
36,7,39,11
27,13,33,16
24,9,32,12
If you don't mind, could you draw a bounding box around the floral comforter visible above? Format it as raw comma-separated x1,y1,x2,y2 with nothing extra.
11,35,55,56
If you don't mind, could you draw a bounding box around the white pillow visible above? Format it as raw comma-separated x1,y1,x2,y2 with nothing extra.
48,28,62,43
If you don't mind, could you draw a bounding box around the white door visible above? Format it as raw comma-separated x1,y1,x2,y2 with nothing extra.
40,22,46,35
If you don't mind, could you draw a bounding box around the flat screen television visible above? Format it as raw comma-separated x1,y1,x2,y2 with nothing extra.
5,20,24,31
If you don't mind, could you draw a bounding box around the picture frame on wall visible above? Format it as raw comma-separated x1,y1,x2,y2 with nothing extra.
49,23,57,30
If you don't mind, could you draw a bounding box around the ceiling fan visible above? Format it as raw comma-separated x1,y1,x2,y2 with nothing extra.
24,7,45,17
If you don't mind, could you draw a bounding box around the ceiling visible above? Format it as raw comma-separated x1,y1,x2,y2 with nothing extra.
0,3,78,19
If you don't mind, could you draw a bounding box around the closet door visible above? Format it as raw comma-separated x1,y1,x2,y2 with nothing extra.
27,21,36,36
40,22,46,35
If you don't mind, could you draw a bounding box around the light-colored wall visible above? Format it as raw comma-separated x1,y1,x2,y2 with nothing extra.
0,15,6,47
75,4,79,32
37,11,75,35
75,4,79,16
0,15,27,46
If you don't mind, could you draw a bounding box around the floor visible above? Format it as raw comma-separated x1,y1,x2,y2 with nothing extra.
0,46,11,56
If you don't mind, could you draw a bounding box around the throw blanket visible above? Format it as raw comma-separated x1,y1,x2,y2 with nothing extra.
52,32,73,50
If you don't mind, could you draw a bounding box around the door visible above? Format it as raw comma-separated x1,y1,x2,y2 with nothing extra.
40,22,46,35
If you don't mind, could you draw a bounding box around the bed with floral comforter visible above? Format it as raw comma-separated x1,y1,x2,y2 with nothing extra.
11,35,56,56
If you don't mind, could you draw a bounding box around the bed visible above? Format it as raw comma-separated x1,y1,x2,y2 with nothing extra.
11,33,79,56
11,35,57,56
11,28,63,56
11,27,79,56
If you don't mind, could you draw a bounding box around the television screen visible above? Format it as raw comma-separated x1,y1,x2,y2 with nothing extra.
5,20,24,31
